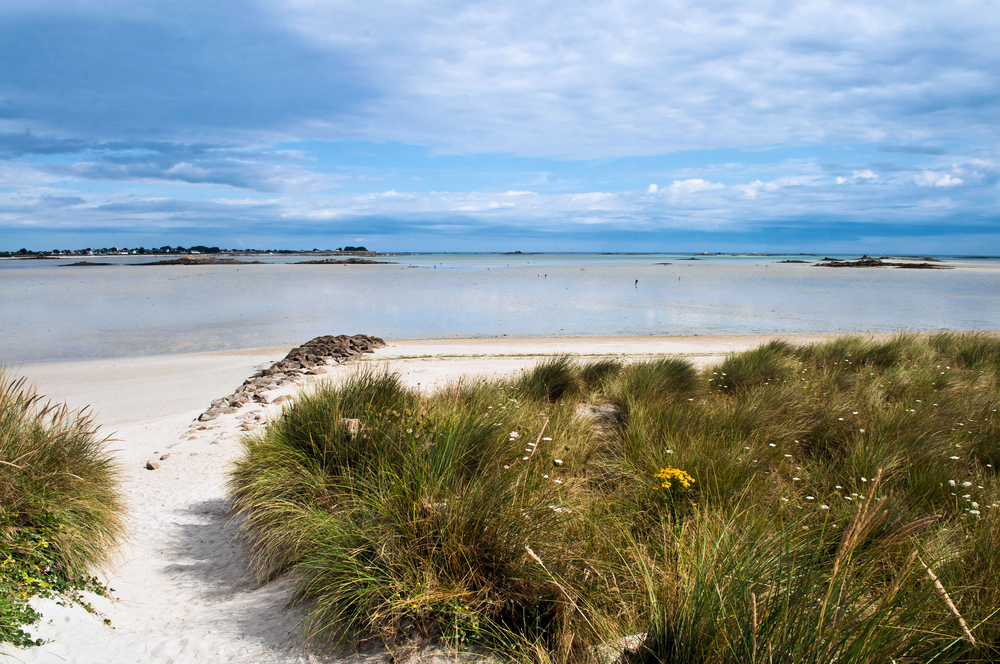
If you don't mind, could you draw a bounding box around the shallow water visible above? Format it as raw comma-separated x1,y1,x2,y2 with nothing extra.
2,254,999,362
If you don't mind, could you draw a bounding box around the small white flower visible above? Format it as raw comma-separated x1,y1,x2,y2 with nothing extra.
744,446,751,450
962,494,971,499
503,465,510,469
820,504,829,510
838,418,844,421
769,443,776,447
780,497,789,502
806,496,815,500
792,477,800,481
554,479,563,484
542,474,549,479
554,459,563,465
522,456,529,461
859,429,865,433
861,477,867,482
666,449,673,454
845,496,853,500
541,437,552,441
950,456,960,460
784,454,792,458
510,431,520,438
835,485,843,489
971,502,980,509
852,411,858,415
969,510,980,516
949,479,957,486
962,481,972,487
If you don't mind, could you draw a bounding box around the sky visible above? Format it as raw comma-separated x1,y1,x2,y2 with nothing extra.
1,0,998,253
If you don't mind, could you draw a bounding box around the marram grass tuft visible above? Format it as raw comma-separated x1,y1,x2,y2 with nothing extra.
230,334,1000,662
0,368,125,647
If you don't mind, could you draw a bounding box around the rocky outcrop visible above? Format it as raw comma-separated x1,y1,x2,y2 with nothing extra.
816,255,949,269
60,261,116,266
197,334,386,421
139,256,264,265
295,257,393,265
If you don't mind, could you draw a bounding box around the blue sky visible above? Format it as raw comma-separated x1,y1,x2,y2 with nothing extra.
1,0,998,253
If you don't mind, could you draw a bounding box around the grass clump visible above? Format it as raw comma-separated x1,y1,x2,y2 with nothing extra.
231,334,1000,662
0,369,124,648
515,354,582,403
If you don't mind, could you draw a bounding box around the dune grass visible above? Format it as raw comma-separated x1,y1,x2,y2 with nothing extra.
0,369,125,647
230,332,1000,661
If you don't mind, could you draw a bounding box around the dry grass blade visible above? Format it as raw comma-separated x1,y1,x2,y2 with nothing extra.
832,468,886,579
923,560,977,647
882,515,940,548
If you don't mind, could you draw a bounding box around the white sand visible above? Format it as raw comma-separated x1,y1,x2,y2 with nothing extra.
1,333,867,663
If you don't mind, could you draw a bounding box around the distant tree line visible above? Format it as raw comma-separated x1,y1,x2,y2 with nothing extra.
1,245,372,258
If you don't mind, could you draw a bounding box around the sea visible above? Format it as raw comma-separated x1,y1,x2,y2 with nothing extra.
2,252,999,363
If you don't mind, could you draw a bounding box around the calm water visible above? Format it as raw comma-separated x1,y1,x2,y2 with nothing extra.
2,253,999,363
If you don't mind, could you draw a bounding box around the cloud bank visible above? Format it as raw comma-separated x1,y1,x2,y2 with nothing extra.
0,0,998,251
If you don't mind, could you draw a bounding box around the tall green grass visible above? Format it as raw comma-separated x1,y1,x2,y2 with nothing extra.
0,369,124,647
230,333,1000,661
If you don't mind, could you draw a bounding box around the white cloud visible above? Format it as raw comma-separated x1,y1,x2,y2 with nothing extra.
835,169,879,184
1,0,999,250
669,179,726,195
914,171,963,187
261,0,1000,157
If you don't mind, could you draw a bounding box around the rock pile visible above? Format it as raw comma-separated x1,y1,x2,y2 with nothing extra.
198,334,386,421
816,255,949,269
295,257,391,265
139,256,264,266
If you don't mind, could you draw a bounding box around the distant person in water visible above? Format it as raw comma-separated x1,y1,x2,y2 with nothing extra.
635,279,638,288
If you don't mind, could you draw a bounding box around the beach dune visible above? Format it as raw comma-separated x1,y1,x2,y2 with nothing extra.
1,333,895,663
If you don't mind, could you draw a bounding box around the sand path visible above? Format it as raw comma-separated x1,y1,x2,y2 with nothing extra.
1,334,864,663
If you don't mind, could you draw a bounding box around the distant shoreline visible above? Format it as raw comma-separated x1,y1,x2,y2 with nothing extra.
4,250,1000,262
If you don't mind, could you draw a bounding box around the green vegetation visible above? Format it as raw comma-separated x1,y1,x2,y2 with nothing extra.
230,333,1000,662
0,370,124,647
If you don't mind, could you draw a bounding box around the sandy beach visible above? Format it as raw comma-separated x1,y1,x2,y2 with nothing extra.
0,332,922,663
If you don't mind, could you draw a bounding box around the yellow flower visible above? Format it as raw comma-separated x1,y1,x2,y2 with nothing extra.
654,467,695,490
